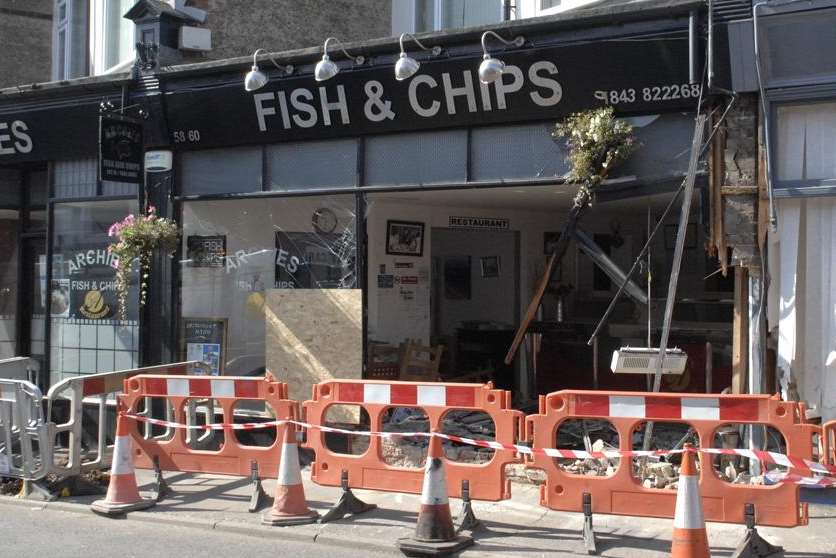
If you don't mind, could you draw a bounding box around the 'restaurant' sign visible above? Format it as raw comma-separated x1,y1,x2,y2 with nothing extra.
99,114,143,183
449,216,509,230
164,36,702,151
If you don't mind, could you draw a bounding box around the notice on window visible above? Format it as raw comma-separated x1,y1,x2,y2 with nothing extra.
181,318,227,376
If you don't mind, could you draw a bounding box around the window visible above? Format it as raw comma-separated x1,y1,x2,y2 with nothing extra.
179,196,357,377
395,0,504,33
50,200,140,385
90,0,136,75
0,171,20,359
774,99,836,196
759,8,836,88
52,0,89,80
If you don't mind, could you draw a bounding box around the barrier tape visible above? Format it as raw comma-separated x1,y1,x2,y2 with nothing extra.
122,412,836,485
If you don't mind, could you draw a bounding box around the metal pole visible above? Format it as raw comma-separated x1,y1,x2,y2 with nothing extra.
642,115,706,452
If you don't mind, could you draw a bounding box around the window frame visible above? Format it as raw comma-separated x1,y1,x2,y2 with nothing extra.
400,0,505,33
769,85,836,198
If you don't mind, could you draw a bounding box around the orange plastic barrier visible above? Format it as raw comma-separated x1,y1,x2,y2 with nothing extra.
526,390,819,527
303,379,524,500
824,420,836,466
124,374,296,479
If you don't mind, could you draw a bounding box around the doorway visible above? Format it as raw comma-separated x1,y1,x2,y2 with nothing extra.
430,227,519,389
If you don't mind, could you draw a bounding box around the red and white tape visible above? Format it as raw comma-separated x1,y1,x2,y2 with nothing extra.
122,412,836,486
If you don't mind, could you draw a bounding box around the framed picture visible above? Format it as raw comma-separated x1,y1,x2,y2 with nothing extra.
181,317,228,376
386,220,425,257
480,256,500,278
664,223,697,250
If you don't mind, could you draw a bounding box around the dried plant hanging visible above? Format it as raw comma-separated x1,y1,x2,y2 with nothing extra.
107,206,180,320
552,106,638,205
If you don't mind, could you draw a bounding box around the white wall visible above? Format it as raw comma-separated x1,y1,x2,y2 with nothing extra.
366,196,569,346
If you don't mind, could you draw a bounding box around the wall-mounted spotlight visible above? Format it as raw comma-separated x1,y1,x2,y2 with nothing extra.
244,48,294,92
395,33,442,81
315,37,364,82
478,31,525,84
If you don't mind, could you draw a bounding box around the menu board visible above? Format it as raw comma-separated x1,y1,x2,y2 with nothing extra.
181,317,227,376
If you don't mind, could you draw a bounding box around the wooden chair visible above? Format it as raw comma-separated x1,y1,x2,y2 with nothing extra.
399,339,444,382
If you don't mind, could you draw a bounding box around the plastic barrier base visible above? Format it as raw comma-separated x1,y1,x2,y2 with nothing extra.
319,470,377,523
730,504,784,558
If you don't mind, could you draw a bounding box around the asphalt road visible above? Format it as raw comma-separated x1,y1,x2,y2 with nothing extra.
0,505,397,558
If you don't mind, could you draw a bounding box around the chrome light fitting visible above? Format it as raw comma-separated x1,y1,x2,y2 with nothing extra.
244,48,294,92
395,33,442,81
315,37,364,82
478,31,525,84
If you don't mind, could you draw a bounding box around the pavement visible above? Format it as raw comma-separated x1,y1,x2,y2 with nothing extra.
2,468,835,557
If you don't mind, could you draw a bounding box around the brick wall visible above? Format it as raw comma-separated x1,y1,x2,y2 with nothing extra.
180,0,392,63
0,0,53,88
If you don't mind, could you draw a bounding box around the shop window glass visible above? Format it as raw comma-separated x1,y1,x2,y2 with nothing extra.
50,200,140,386
0,208,19,359
761,9,836,86
0,169,22,207
178,195,356,378
53,159,135,199
470,123,567,181
364,130,466,186
267,139,358,191
180,147,262,196
54,159,97,199
775,100,836,194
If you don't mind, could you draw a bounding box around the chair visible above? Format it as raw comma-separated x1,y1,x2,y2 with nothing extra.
399,339,443,382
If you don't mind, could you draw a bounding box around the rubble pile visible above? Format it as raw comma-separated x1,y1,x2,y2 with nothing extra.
378,409,497,467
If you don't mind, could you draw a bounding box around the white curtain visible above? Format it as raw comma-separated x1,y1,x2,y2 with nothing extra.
769,198,836,421
775,101,836,182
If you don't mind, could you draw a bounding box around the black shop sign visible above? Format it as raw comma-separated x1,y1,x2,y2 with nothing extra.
99,114,143,183
165,36,704,151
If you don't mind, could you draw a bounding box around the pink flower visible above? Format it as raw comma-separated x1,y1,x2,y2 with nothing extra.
108,223,121,237
148,206,156,214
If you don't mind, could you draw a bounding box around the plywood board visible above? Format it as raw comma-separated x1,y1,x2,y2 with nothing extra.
265,289,362,412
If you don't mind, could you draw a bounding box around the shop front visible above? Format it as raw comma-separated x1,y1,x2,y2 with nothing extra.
158,9,734,405
0,2,738,405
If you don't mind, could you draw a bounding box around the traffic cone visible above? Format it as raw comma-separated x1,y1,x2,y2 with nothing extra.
91,410,155,516
671,443,710,558
262,423,319,526
397,432,474,556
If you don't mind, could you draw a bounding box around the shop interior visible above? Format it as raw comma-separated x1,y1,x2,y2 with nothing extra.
365,185,735,402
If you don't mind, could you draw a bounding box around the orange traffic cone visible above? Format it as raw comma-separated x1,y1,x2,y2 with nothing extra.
397,432,474,556
262,423,319,526
91,410,155,516
671,443,710,558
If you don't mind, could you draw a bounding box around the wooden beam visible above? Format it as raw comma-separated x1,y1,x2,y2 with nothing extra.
732,266,749,393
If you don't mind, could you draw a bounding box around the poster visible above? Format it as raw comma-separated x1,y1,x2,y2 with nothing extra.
181,318,227,376
65,247,120,320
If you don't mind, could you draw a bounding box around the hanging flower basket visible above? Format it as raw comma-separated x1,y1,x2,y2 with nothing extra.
107,206,179,320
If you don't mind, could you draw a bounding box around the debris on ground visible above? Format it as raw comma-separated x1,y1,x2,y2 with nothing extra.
0,478,22,495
